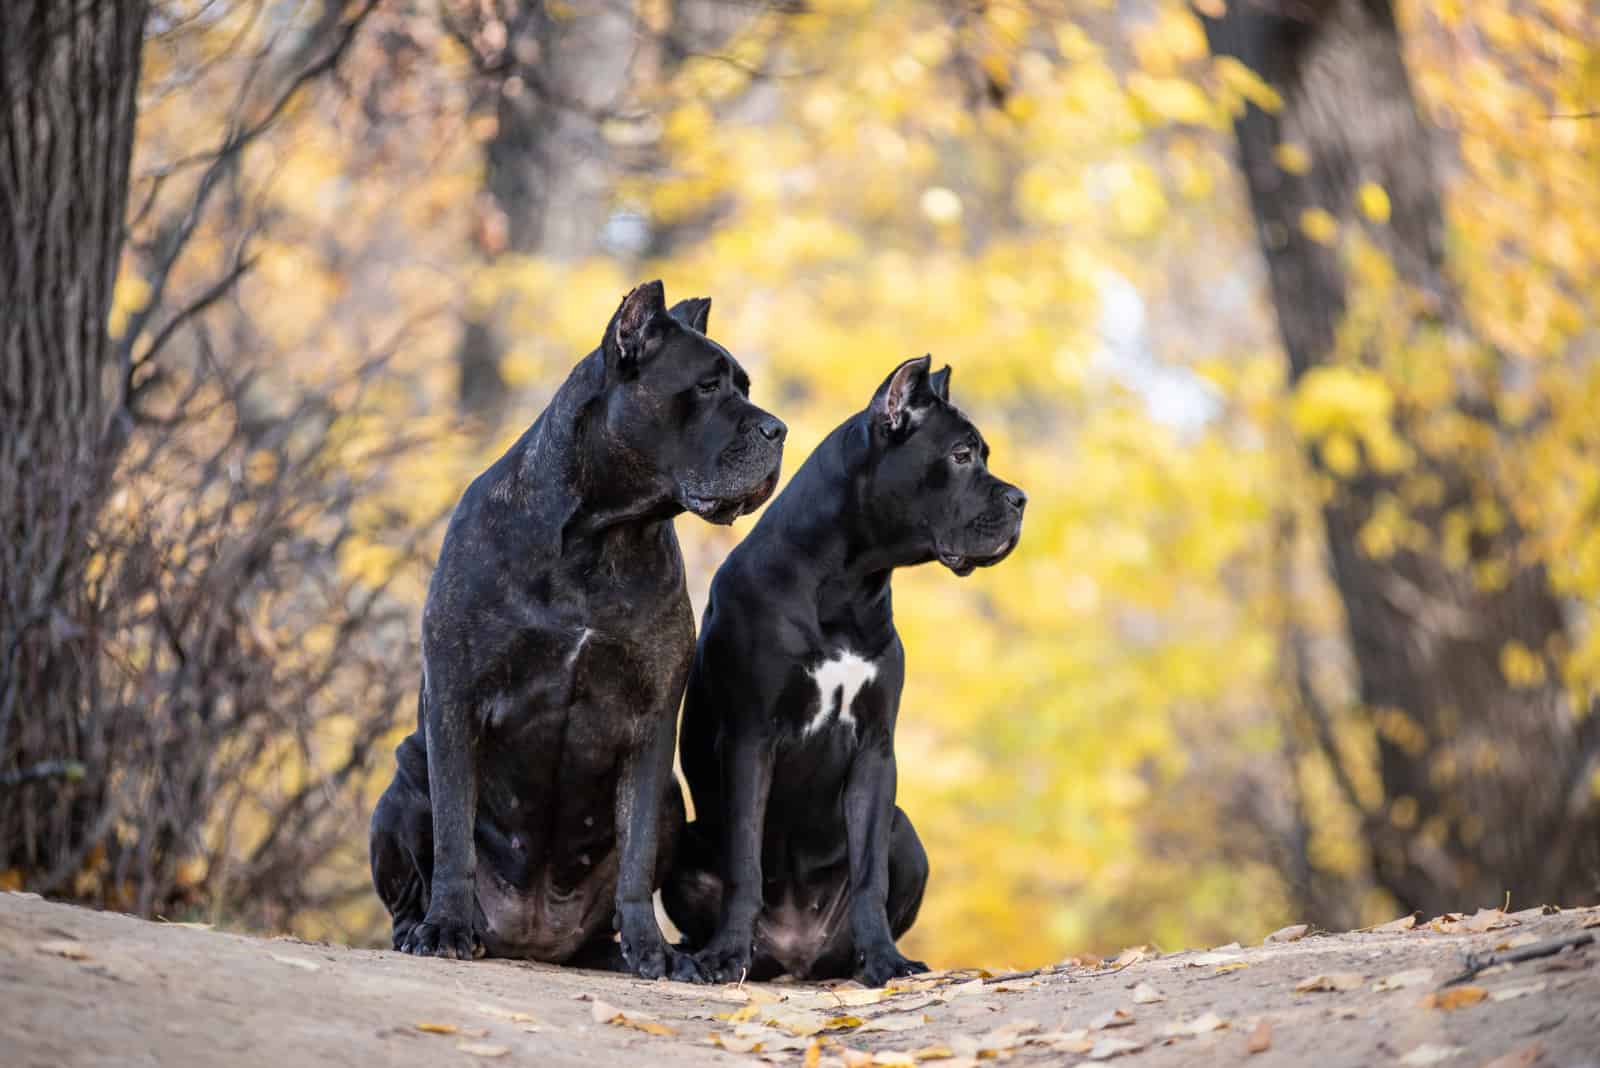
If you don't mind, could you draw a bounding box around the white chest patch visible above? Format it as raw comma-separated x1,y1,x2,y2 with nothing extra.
805,651,878,737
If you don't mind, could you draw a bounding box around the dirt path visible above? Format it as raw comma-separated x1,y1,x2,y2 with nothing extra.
4,891,1596,1067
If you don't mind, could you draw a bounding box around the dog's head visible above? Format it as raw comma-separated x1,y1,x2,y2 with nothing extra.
863,355,1025,576
599,281,785,525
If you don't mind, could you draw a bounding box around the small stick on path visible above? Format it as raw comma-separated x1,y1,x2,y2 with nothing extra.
1441,931,1594,988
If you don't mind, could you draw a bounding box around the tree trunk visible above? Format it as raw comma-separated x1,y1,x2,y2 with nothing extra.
452,0,634,419
1202,0,1600,915
0,0,148,880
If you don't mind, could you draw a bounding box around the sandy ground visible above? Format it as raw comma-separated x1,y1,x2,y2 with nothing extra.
4,891,1597,1067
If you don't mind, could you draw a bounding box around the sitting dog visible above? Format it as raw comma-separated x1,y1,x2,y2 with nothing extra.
664,355,1025,985
370,281,785,979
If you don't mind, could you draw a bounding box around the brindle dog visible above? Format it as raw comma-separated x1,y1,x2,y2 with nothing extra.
370,282,785,979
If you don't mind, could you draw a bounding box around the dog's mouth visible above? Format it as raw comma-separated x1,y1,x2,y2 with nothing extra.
937,531,1021,577
682,468,781,526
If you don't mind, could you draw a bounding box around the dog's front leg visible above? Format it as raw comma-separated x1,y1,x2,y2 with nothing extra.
844,744,928,986
404,685,484,959
694,730,774,983
615,706,698,981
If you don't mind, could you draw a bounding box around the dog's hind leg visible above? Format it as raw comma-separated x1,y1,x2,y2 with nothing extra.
886,806,929,940
370,766,434,951
660,818,723,950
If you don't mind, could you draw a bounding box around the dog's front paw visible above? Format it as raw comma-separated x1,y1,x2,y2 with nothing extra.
621,927,695,981
401,917,484,960
857,945,927,987
693,939,753,985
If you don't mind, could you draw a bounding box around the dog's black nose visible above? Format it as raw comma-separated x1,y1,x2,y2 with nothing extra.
756,415,787,443
1004,487,1027,512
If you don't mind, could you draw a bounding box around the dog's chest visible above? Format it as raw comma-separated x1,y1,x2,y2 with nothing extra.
801,650,878,738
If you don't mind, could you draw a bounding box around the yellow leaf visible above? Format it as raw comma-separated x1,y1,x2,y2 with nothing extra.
1422,985,1488,1011
1214,55,1283,113
456,1043,510,1058
1499,641,1547,687
1273,142,1312,175
1358,181,1392,222
1294,973,1365,993
37,940,91,961
1299,207,1340,246
415,1023,458,1035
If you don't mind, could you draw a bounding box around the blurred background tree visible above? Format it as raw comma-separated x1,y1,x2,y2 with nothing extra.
2,0,1596,966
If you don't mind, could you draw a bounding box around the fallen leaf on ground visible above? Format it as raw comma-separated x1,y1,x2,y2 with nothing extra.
949,1018,1043,1058
1110,945,1157,967
1131,983,1165,1004
1476,1041,1544,1068
475,1003,538,1025
910,1045,955,1061
816,987,887,1009
1040,1029,1093,1054
778,1011,834,1035
1161,1012,1228,1037
1436,909,1517,935
1463,908,1517,932
1265,924,1308,944
37,940,91,960
1213,962,1250,975
715,1032,763,1053
858,1013,929,1033
988,980,1038,993
1089,1008,1135,1030
1372,968,1433,992
456,1043,508,1058
942,979,988,999
269,953,320,971
1247,1021,1272,1054
1495,933,1541,951
841,1050,874,1068
591,999,677,1036
1369,913,1419,934
873,1053,916,1066
415,1022,459,1035
1188,944,1243,966
1400,1045,1463,1065
1488,982,1546,1002
981,1018,1041,1047
1421,986,1487,1011
1294,973,1364,993
710,983,784,1005
804,1040,822,1068
1087,1037,1146,1061
720,1025,814,1053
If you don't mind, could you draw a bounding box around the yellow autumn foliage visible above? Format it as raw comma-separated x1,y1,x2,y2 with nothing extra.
121,0,1599,967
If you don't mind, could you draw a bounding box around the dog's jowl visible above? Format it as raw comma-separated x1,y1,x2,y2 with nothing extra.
665,355,1025,985
369,282,785,979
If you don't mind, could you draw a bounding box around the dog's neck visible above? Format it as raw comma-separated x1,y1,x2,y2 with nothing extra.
497,352,682,547
767,416,933,615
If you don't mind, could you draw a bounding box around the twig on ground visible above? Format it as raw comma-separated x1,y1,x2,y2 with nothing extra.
983,966,1056,985
1441,931,1594,988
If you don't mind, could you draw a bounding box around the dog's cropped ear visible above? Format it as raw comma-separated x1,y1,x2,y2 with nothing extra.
871,354,933,436
605,280,669,373
669,296,711,334
928,364,951,403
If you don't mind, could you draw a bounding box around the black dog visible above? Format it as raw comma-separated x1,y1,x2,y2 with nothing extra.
370,281,785,979
664,355,1025,985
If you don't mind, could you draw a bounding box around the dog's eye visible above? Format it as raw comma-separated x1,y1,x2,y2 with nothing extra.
952,447,973,465
697,375,721,395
